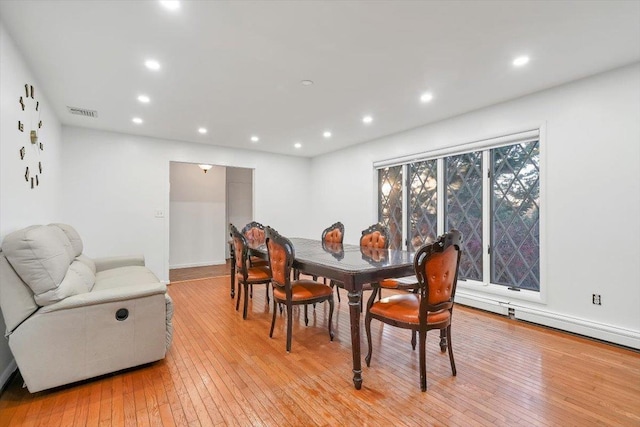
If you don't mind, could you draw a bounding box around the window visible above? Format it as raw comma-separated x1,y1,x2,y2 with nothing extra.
378,165,403,249
408,160,438,250
445,152,483,282
376,131,541,292
490,141,540,291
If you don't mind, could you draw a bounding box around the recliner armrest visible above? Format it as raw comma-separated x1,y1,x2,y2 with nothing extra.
94,255,145,272
39,282,166,313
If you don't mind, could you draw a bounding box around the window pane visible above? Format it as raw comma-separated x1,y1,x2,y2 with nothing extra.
491,141,540,291
378,166,403,249
445,152,483,281
408,160,437,250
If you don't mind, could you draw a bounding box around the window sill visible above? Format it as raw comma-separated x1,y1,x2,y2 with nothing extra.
458,279,545,305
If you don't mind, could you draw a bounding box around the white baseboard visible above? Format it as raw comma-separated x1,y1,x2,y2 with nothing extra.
456,291,640,349
0,358,17,391
169,260,226,269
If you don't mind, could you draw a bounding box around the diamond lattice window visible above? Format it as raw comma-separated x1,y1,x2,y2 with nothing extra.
491,141,540,291
445,152,483,281
378,166,403,249
408,160,437,250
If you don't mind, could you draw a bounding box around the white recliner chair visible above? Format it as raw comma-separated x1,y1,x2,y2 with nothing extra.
0,223,173,393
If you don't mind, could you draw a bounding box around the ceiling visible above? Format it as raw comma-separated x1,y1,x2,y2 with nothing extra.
1,1,639,158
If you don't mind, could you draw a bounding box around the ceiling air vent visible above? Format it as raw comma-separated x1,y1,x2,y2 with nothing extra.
67,106,98,118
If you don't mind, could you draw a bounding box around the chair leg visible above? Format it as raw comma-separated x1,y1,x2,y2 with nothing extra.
447,325,456,376
235,281,242,311
328,297,335,341
250,283,253,298
330,280,341,302
419,329,427,392
304,305,309,326
364,312,373,367
286,303,293,352
265,282,270,304
439,328,447,352
411,330,417,350
243,283,250,319
269,299,277,338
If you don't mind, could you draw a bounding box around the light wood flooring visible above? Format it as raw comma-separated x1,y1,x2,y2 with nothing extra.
169,263,231,283
1,275,639,426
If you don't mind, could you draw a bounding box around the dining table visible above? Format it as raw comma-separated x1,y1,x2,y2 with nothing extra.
230,237,415,390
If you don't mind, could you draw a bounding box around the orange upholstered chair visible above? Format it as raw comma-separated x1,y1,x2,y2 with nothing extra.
241,221,269,268
364,230,463,391
230,224,272,319
317,222,345,299
266,227,335,352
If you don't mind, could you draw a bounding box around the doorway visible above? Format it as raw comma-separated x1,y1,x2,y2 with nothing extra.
168,162,253,282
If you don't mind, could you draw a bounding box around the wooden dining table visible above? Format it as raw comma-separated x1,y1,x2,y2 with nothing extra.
230,237,415,390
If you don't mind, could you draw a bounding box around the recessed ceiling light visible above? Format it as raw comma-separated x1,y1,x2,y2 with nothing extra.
132,117,143,124
301,80,314,86
294,142,302,149
513,56,530,67
145,59,161,71
250,136,259,142
198,127,207,134
420,92,434,103
159,1,180,11
137,95,150,103
362,115,373,124
323,131,332,138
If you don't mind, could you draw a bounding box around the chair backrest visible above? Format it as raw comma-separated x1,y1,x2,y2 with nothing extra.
321,222,344,244
414,230,463,314
360,223,390,249
241,221,266,244
229,224,248,277
265,227,294,289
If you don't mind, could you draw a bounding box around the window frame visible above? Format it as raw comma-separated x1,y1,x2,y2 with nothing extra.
373,125,547,304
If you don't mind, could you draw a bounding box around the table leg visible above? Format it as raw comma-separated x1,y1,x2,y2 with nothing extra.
347,290,363,390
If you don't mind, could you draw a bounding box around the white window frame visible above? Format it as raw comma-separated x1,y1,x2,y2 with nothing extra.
374,125,547,305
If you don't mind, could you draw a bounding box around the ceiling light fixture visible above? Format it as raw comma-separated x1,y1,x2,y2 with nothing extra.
323,131,332,138
137,95,150,103
132,117,143,124
159,0,180,11
198,127,207,134
198,164,213,173
513,55,530,67
250,136,259,142
420,92,434,103
362,115,373,124
294,142,302,149
301,80,314,86
145,59,161,71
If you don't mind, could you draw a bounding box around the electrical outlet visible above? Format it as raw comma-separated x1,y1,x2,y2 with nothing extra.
154,209,165,218
592,294,601,305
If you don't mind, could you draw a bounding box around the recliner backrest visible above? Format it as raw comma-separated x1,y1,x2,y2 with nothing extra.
1,224,95,308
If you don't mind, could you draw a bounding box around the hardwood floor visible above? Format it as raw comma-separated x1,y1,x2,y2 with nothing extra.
1,275,639,426
169,262,231,283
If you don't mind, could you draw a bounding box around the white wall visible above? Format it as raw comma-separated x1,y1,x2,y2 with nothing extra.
0,23,63,388
310,63,640,348
170,163,227,268
60,126,312,284
226,166,253,230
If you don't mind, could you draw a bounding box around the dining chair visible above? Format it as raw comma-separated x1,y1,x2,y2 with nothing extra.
241,221,269,268
364,229,463,391
318,222,345,300
266,226,335,352
230,223,272,319
359,223,392,302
